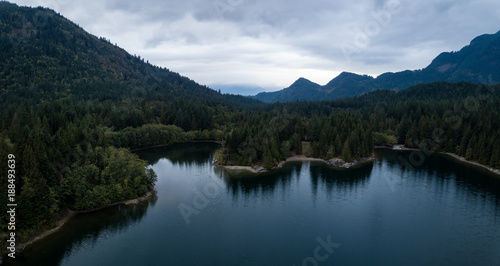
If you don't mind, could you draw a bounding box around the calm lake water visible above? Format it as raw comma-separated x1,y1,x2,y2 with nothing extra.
10,143,500,265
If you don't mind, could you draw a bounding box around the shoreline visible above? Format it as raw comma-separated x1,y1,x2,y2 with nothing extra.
13,141,219,251
217,147,500,177
219,165,268,174
12,190,155,255
216,154,376,174
374,146,500,176
130,140,223,152
440,152,500,176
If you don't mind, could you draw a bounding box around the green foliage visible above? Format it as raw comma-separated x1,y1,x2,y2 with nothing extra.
373,132,398,146
0,2,255,243
0,2,499,248
217,108,374,166
219,82,500,167
63,146,152,210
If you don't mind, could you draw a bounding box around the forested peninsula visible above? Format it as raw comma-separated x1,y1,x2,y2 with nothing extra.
1,2,499,252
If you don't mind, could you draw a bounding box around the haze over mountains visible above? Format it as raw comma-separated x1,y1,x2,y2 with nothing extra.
254,30,500,103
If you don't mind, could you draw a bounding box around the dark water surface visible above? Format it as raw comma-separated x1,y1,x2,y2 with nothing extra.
11,143,500,265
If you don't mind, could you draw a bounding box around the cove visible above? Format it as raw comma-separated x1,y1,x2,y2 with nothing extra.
10,143,500,265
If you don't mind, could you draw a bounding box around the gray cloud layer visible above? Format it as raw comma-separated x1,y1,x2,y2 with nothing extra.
11,0,500,91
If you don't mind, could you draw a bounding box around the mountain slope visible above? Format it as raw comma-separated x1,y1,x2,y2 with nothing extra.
323,72,375,99
1,2,267,245
254,30,500,102
253,77,322,102
0,2,261,110
423,31,500,82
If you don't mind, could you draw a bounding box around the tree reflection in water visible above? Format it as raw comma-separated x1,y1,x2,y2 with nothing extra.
14,197,157,266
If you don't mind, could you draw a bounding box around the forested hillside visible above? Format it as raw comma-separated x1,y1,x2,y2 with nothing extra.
0,2,499,250
0,1,259,244
219,82,500,169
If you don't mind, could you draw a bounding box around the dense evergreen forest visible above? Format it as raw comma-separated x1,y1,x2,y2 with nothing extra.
218,82,500,168
0,2,260,244
0,2,499,248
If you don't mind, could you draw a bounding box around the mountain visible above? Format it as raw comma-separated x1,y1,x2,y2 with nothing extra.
0,1,266,243
323,72,375,99
254,77,322,102
1,3,499,254
254,30,500,102
0,2,261,111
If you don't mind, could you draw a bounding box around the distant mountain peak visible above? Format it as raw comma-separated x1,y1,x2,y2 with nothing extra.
337,71,364,77
254,30,500,102
290,77,318,86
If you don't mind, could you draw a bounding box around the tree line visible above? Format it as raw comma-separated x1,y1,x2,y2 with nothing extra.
1,78,499,245
1,2,499,249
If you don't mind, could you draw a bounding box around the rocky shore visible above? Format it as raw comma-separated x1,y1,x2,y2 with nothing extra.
217,154,375,174
323,156,376,168
218,165,268,174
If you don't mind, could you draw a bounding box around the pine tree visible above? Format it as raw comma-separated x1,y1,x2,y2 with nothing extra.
465,135,476,160
341,140,352,162
294,133,303,154
458,126,472,156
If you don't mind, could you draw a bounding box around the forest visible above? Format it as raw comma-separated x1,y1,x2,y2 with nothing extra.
217,82,500,169
0,2,499,248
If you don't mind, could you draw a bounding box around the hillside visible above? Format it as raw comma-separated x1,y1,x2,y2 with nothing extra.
0,1,262,245
254,78,322,103
0,2,261,114
1,2,499,256
254,30,500,102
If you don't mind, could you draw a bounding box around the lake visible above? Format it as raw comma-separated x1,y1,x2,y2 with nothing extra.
11,143,500,265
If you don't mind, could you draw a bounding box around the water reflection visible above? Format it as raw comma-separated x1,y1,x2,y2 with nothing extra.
215,160,374,202
135,142,221,166
379,150,500,200
214,165,296,201
377,150,500,219
11,144,500,265
11,198,157,266
309,162,373,198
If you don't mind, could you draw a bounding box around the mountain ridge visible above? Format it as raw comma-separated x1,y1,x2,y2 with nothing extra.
254,30,500,102
0,1,261,111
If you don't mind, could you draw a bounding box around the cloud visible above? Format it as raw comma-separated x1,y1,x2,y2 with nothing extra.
9,0,500,92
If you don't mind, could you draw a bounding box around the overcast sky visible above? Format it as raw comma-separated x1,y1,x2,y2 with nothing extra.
10,0,500,94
